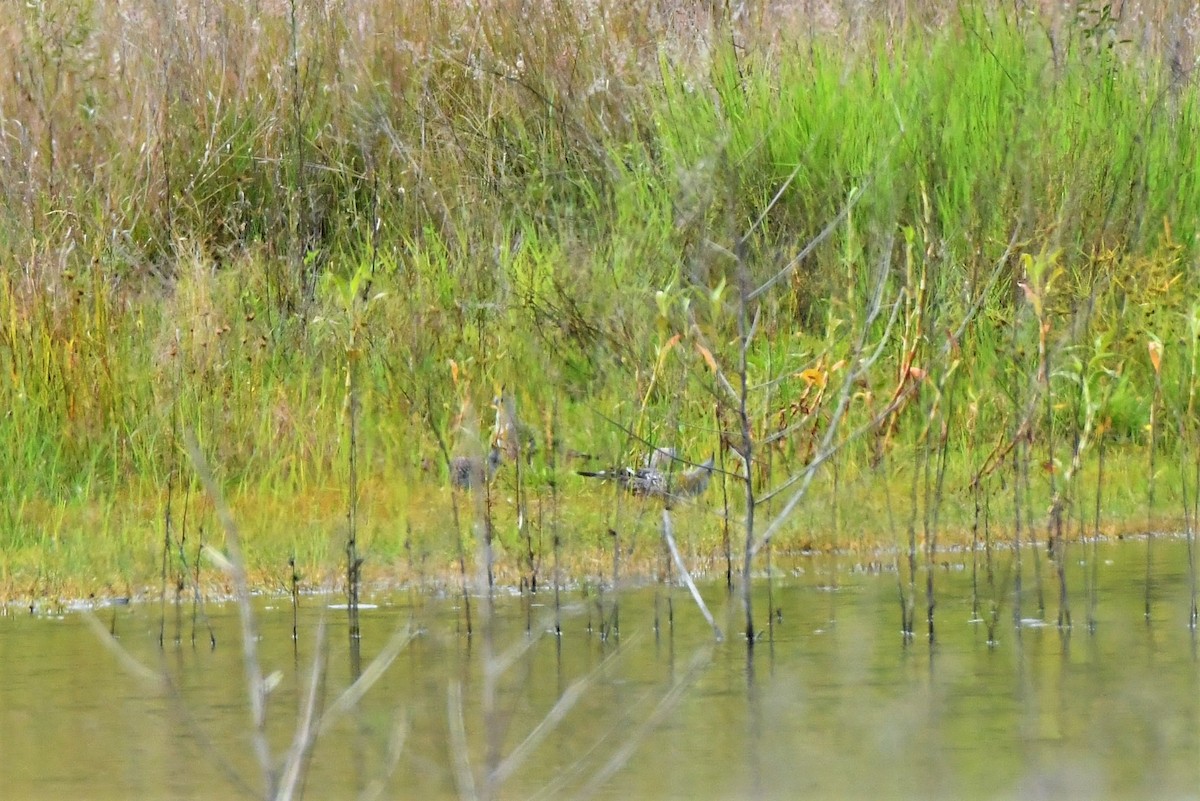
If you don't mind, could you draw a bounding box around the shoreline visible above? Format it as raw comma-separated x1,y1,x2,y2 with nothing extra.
7,523,1187,614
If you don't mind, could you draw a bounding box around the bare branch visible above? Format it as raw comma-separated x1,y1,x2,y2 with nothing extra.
661,510,723,641
750,239,895,557
753,224,1021,554
755,293,906,505
740,115,909,306
688,313,741,404
275,619,328,801
184,429,274,796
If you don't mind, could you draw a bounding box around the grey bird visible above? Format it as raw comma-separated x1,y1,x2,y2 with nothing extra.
450,445,503,490
578,453,715,502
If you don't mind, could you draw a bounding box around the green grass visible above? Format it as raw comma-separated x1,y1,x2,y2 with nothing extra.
3,0,1200,601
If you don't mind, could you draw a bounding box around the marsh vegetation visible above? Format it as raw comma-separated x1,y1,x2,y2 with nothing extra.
3,0,1200,636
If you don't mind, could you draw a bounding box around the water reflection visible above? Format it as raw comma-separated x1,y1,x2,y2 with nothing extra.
1,538,1198,800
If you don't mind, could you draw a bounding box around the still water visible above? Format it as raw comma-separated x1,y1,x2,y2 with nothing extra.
2,538,1199,800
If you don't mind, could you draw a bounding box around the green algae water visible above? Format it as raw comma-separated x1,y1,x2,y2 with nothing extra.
2,538,1198,800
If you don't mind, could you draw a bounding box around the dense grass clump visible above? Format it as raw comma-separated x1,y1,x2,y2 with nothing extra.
4,0,1200,599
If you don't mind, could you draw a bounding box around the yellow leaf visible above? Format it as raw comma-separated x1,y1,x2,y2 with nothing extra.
798,368,826,388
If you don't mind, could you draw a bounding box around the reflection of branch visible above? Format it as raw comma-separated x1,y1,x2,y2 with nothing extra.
487,613,553,678
360,710,411,801
491,680,589,787
90,433,416,801
487,611,625,786
84,612,258,798
92,560,418,801
84,612,162,684
573,646,713,801
450,620,668,798
447,681,478,801
318,628,416,735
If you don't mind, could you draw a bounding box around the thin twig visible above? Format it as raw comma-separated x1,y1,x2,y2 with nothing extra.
661,510,723,641
275,618,328,801
747,124,904,302
184,430,275,797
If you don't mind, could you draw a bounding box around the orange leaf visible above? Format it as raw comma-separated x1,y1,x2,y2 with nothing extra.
695,343,719,373
1148,340,1163,375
